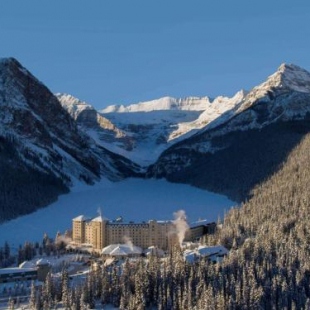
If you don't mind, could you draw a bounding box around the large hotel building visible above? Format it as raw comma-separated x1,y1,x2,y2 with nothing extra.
72,215,176,251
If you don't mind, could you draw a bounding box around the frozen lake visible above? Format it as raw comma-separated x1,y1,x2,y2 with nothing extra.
0,178,235,248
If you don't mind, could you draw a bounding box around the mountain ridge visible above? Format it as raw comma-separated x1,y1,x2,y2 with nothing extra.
60,90,247,166
147,63,310,201
60,62,310,168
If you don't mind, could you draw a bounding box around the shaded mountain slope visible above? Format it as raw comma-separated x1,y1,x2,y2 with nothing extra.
0,137,68,220
0,58,140,222
148,64,310,202
200,115,310,309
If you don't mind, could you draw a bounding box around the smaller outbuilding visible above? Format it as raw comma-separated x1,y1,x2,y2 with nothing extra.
184,245,229,264
36,258,51,281
101,244,143,259
185,220,217,242
197,245,229,262
0,266,37,283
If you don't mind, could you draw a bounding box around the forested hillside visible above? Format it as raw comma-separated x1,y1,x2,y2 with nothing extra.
205,128,310,308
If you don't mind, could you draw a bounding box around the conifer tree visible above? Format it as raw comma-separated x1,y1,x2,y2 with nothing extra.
7,297,14,310
29,281,38,310
61,268,70,309
42,272,54,309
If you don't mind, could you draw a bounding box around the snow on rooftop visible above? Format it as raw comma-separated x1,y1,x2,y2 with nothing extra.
189,219,211,228
153,220,172,224
184,245,229,263
19,261,36,268
0,267,37,275
73,215,88,221
102,244,143,256
92,215,109,222
36,258,50,266
197,245,229,257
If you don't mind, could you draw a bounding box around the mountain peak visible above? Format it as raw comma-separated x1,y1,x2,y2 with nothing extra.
0,57,19,66
243,63,310,109
277,62,305,72
0,57,41,92
0,57,28,76
267,63,310,93
56,93,91,107
56,93,94,117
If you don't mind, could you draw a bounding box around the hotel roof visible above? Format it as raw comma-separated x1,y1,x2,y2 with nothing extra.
92,215,109,222
189,219,211,228
73,215,88,221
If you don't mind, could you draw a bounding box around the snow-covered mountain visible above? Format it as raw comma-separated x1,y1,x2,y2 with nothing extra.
2,58,310,221
60,64,310,171
101,96,211,112
60,93,246,166
148,63,310,201
0,58,141,221
230,63,310,128
178,63,310,147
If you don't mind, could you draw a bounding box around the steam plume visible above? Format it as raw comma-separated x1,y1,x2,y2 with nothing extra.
173,210,189,246
123,235,134,250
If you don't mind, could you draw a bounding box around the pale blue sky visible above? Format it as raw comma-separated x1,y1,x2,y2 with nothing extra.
1,1,310,109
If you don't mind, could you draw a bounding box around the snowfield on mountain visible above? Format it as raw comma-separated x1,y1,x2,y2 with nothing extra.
59,92,246,166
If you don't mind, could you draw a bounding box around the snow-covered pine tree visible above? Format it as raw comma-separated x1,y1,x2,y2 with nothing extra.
61,268,70,309
7,296,14,310
29,281,38,310
41,272,54,309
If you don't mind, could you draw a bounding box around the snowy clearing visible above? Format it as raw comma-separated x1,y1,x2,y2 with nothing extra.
0,178,235,248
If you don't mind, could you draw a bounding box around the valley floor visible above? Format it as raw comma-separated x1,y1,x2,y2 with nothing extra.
0,178,234,248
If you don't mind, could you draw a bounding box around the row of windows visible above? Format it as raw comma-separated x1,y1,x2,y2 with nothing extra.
108,225,149,230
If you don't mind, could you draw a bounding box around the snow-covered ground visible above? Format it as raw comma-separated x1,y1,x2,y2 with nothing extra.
0,178,235,248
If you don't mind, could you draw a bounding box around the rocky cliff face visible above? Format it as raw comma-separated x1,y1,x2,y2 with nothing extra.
56,93,125,135
147,64,310,201
0,58,141,221
0,58,102,180
57,93,137,159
